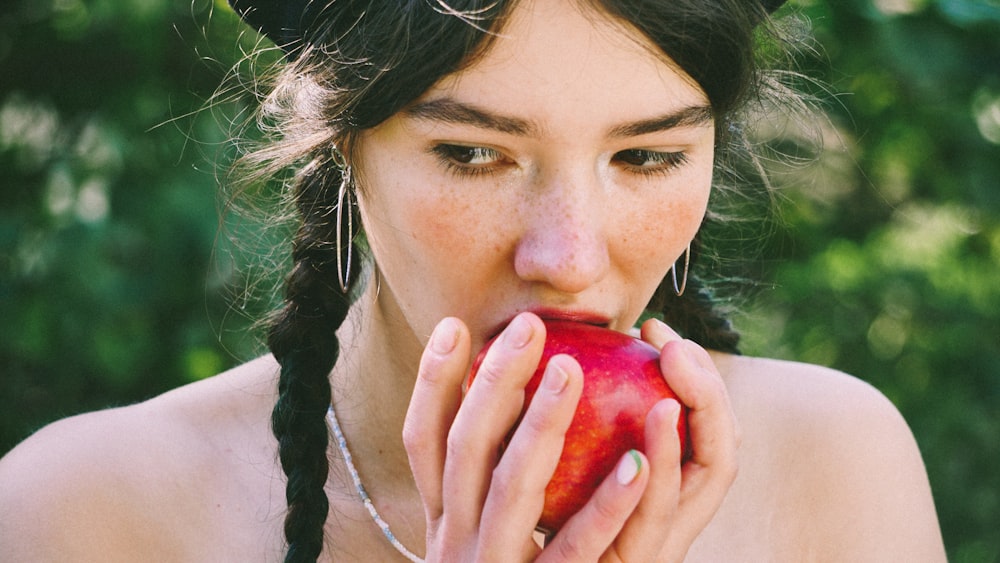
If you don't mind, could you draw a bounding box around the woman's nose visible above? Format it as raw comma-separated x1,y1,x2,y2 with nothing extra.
513,173,610,294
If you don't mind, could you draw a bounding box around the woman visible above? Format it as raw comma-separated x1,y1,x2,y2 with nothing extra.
0,0,946,561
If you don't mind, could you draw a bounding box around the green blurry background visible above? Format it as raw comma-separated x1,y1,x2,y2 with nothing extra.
1,0,998,559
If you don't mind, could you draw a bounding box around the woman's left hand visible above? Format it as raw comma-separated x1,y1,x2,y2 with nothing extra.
539,318,741,562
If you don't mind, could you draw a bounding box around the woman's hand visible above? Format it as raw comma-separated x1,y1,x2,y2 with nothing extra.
403,312,739,562
599,318,741,561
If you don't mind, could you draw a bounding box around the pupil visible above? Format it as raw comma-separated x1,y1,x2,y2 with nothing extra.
620,150,648,166
448,146,484,164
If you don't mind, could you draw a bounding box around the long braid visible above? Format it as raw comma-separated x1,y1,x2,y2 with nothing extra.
268,156,358,562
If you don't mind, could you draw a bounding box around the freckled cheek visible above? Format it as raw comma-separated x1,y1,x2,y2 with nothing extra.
402,193,508,270
620,184,711,277
410,197,461,249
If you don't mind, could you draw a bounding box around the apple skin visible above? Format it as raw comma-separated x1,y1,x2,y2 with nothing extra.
469,319,689,533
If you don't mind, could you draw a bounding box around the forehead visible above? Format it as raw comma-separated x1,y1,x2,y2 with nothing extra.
416,0,709,129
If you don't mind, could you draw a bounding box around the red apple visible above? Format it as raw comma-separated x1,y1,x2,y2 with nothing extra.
469,319,689,533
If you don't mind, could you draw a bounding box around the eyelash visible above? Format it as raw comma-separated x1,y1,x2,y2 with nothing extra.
612,149,689,176
430,144,690,178
431,144,508,178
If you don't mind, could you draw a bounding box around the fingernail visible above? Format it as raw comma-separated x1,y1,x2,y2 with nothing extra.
503,314,533,349
616,450,642,486
430,318,459,355
657,318,682,340
664,398,682,427
542,359,569,394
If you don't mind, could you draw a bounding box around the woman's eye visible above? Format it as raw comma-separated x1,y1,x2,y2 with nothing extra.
613,149,688,174
433,144,505,168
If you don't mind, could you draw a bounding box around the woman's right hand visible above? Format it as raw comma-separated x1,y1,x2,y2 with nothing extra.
402,312,739,562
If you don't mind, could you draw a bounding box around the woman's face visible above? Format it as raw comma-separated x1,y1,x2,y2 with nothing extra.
354,0,715,354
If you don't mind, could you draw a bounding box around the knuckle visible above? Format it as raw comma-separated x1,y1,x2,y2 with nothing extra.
488,467,524,505
445,425,493,466
689,374,728,412
431,518,475,562
683,339,713,365
517,407,551,440
553,533,586,561
660,339,687,363
445,429,468,461
699,370,728,399
400,419,422,453
416,356,448,387
590,492,625,534
472,358,508,389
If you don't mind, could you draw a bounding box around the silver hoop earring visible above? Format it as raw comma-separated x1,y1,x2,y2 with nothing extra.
671,243,690,297
335,164,354,294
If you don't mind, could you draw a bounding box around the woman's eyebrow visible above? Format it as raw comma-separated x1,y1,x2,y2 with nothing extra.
404,98,536,136
403,97,713,138
607,105,714,138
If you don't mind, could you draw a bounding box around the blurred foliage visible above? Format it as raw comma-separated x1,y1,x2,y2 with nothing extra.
1,0,997,560
0,0,269,447
741,0,1000,560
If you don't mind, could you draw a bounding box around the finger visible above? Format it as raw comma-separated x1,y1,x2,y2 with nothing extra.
403,317,471,524
536,450,649,563
441,312,547,535
659,340,739,528
641,319,739,494
608,398,683,561
639,317,682,350
686,341,743,451
478,354,583,554
660,340,737,469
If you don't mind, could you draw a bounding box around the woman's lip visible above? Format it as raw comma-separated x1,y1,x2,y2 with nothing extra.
530,308,611,326
486,309,611,342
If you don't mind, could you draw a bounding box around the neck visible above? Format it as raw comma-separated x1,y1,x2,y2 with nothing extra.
331,281,427,491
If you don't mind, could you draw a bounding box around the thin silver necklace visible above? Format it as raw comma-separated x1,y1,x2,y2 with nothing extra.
326,405,425,563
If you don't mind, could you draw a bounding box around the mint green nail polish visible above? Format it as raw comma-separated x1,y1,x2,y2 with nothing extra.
616,449,642,485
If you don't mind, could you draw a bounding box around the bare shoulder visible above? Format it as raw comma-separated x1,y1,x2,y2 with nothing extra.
716,354,947,562
0,356,284,561
719,354,905,435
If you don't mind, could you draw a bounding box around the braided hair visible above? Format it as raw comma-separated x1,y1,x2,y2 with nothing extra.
267,156,359,562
